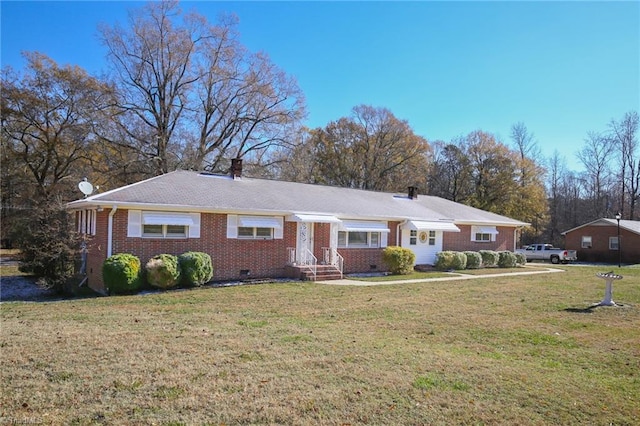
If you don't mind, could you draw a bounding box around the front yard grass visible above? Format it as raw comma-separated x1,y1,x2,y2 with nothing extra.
1,266,638,425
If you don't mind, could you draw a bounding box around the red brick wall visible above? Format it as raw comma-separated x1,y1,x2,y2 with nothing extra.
442,225,515,252
564,225,639,263
338,248,387,273
337,222,399,273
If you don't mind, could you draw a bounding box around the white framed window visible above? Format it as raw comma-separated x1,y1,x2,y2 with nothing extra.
428,230,436,246
609,236,619,250
581,236,592,249
471,226,498,242
127,210,200,238
410,230,417,245
227,215,283,240
238,226,273,240
338,231,381,248
142,224,187,238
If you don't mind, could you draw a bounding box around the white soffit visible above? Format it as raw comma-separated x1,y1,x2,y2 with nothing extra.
288,214,342,223
238,216,282,229
340,221,390,233
142,212,195,226
405,220,461,232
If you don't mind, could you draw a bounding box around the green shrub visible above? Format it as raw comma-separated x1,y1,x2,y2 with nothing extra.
178,251,213,286
515,252,527,266
382,246,416,275
464,251,483,269
435,251,467,271
103,253,142,294
498,251,518,268
146,254,181,289
479,250,499,268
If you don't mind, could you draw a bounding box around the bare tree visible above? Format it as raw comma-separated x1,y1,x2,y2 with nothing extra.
100,0,305,176
577,131,615,219
609,111,639,219
1,52,112,198
277,105,430,192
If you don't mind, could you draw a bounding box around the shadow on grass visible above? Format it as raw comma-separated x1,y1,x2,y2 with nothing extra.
563,306,598,314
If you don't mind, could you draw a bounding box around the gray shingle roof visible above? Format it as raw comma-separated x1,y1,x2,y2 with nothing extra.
562,218,640,236
67,170,529,226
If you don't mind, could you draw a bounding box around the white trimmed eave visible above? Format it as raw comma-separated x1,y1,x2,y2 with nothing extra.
454,220,530,228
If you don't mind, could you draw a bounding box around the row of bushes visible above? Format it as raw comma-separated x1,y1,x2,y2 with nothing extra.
103,252,213,294
435,250,526,271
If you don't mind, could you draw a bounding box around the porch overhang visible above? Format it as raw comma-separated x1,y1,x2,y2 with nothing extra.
403,220,460,232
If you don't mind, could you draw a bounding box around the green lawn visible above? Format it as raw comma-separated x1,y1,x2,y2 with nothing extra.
1,266,638,425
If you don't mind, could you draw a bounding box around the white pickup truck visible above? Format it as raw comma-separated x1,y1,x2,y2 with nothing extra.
516,244,577,264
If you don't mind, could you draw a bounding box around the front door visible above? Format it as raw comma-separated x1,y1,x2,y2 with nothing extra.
296,222,314,264
402,229,442,265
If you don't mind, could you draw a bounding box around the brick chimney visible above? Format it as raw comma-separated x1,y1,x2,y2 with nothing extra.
408,186,418,200
230,158,243,179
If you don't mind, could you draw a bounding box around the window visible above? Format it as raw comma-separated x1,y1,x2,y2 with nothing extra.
238,226,273,240
410,230,417,245
227,215,283,240
338,231,381,248
143,224,187,238
474,232,492,242
428,230,436,246
609,236,619,250
471,226,498,242
582,236,592,249
127,210,200,238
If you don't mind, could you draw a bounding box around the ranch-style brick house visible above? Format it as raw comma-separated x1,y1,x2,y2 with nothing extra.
67,160,529,294
562,218,640,264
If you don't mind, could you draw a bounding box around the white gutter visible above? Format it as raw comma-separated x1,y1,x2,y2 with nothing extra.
107,206,117,257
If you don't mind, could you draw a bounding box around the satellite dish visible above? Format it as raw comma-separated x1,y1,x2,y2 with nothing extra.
78,179,94,197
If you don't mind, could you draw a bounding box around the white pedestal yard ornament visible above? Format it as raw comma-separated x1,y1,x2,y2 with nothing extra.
594,271,623,307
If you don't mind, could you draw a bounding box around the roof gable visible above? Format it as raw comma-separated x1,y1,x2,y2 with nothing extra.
562,218,640,236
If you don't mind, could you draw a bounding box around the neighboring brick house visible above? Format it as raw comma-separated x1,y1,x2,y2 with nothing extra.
67,160,529,294
562,218,640,264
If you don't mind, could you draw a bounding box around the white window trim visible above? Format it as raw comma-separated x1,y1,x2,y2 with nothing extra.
609,236,619,250
227,214,283,240
142,224,188,239
582,236,592,249
127,210,200,238
471,225,498,242
338,230,384,248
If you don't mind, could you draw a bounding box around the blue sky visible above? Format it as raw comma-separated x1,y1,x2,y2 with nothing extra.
2,1,639,171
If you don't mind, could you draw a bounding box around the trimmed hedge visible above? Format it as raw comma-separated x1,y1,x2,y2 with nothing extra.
103,253,142,295
498,251,518,268
479,250,499,268
382,246,416,275
435,251,467,271
464,251,483,269
179,251,214,286
146,254,181,289
515,252,527,266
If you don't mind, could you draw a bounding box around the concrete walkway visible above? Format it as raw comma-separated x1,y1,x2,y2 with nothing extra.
316,266,565,286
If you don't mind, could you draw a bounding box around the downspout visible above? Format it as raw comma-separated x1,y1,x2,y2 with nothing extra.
107,206,117,257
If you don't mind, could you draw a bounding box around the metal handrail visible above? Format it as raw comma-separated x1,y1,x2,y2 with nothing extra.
322,247,344,279
300,248,317,280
